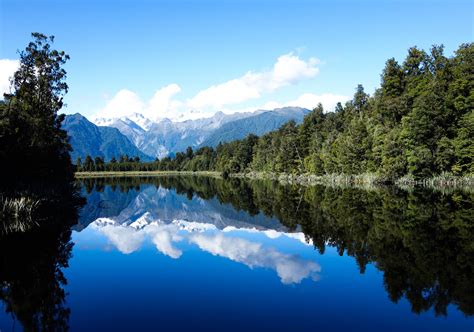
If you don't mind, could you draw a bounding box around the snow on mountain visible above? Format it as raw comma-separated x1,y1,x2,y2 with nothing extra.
85,107,310,159
92,112,153,131
128,112,154,130
62,113,154,162
222,226,312,246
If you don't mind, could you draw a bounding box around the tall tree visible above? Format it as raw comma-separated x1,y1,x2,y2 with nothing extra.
0,33,72,184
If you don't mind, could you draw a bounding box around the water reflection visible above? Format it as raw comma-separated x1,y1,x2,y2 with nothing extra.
0,185,82,331
1,176,472,331
90,217,320,284
77,176,474,317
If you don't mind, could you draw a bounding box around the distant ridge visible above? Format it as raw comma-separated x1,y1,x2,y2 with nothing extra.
200,107,310,147
85,107,310,158
62,113,154,162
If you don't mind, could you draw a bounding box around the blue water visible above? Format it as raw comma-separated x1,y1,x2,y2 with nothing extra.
0,177,472,331
61,230,469,332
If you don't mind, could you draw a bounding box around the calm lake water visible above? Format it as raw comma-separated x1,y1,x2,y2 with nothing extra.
0,176,472,331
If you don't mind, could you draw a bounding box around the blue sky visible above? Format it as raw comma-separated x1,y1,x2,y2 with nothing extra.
1,0,472,120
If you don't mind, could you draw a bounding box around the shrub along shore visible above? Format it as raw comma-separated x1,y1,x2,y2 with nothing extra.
75,170,473,191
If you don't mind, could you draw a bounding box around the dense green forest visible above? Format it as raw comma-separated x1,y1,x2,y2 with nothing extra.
79,43,473,182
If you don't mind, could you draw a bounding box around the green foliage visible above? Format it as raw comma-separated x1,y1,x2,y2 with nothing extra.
0,33,73,184
452,110,474,174
82,43,473,181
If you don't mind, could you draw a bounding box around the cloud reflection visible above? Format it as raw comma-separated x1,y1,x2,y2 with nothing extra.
189,232,320,284
90,217,320,284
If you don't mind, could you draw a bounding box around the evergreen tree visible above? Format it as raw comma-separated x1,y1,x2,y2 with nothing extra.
83,155,94,172
0,33,73,184
76,157,82,171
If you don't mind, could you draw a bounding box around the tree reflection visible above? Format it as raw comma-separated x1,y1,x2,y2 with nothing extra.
0,186,82,331
78,176,473,316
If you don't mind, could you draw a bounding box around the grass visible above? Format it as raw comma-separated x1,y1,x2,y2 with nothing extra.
396,172,474,193
233,171,384,187
75,170,473,191
234,171,473,191
0,195,42,234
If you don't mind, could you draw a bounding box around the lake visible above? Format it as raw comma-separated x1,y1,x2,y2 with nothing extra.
0,176,472,331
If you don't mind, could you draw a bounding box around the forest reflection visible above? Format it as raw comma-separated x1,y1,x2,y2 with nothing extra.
79,176,474,317
0,185,82,331
0,176,471,332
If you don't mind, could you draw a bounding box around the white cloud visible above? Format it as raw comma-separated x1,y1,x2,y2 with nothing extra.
148,83,183,119
93,53,351,121
267,92,350,113
272,53,319,88
95,89,145,119
187,53,319,110
0,59,19,98
94,84,182,121
217,92,349,116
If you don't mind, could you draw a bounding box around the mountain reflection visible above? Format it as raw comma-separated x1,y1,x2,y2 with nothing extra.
78,176,474,317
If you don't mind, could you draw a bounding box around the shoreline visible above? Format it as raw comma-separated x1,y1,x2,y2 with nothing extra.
232,171,473,185
74,171,221,178
75,171,473,190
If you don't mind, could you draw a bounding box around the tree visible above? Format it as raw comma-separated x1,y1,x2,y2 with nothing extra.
119,155,129,163
76,157,82,170
0,33,72,184
353,84,369,112
185,147,194,160
83,155,94,172
452,110,474,174
94,156,105,171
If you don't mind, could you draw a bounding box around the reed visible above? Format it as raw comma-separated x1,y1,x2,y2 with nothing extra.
234,171,473,192
0,196,42,234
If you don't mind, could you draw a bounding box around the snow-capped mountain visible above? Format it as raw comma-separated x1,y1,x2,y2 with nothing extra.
84,107,310,158
93,112,153,131
137,111,256,158
62,113,154,162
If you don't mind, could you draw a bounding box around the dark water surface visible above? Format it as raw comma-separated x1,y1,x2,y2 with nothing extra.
0,176,472,331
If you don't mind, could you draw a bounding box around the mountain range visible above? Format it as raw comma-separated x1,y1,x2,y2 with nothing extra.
62,113,153,162
63,107,310,161
74,182,285,232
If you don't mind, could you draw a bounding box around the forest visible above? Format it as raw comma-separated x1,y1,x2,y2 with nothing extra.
78,43,473,182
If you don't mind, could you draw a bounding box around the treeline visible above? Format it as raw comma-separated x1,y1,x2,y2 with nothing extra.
81,43,473,180
76,155,143,172
76,146,218,172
